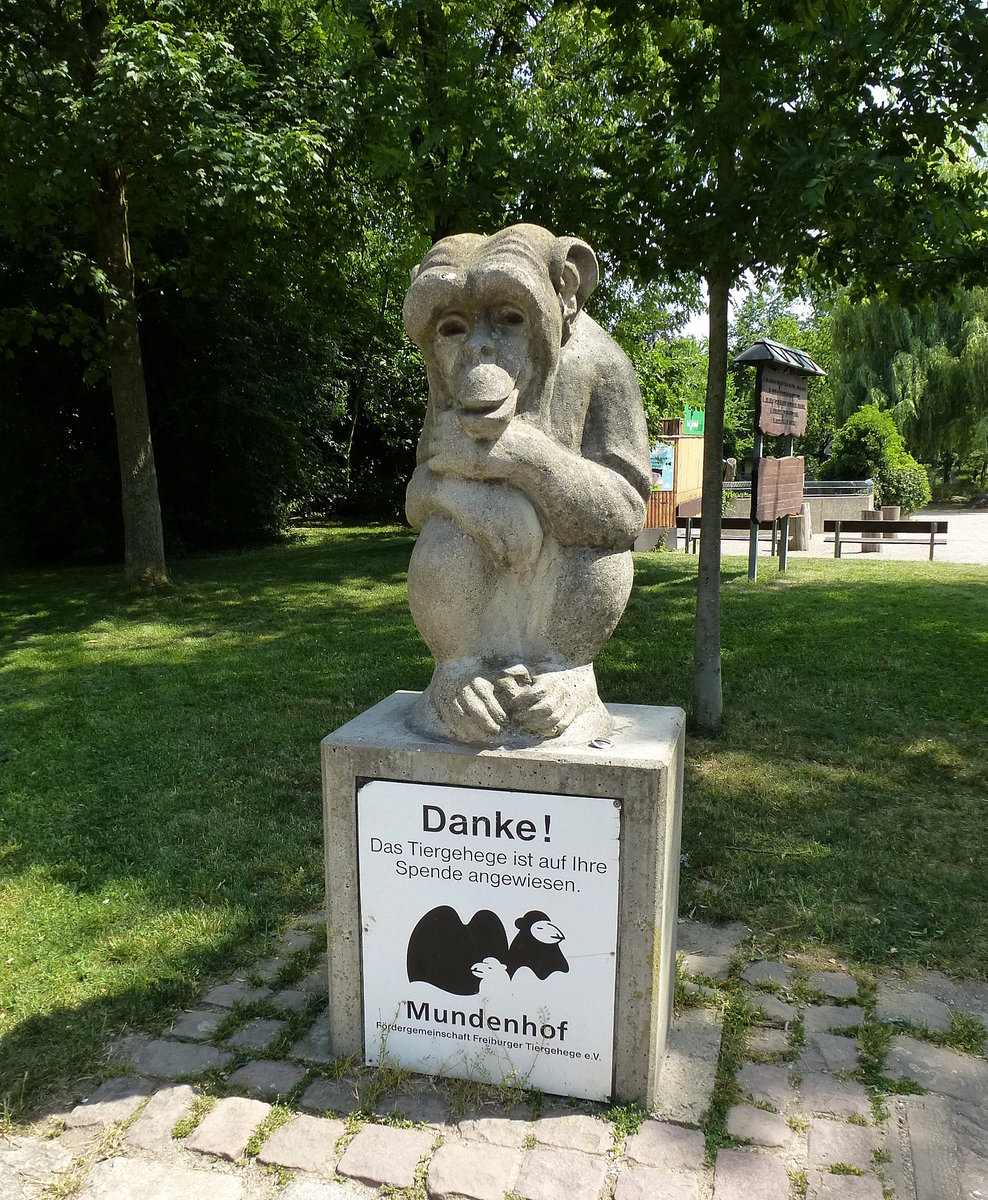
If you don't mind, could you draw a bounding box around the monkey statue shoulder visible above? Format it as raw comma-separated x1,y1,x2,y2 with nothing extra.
402,223,651,747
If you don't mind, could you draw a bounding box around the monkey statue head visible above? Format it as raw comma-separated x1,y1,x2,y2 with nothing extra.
403,224,599,440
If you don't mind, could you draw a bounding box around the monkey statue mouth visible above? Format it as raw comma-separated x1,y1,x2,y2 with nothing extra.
460,364,517,413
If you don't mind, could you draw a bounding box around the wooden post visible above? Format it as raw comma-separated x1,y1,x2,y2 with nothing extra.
748,366,763,581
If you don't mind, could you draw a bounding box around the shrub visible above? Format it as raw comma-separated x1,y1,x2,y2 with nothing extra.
821,405,930,513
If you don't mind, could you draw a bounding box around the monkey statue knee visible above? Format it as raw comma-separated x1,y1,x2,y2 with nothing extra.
402,223,651,746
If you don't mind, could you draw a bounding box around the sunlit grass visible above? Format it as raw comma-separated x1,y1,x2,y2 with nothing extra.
1,525,985,1119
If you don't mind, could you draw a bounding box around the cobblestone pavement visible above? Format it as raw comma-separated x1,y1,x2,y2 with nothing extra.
3,915,986,1200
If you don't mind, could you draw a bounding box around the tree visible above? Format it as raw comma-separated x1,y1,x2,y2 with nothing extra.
597,0,988,730
0,0,337,579
831,288,988,487
821,404,931,512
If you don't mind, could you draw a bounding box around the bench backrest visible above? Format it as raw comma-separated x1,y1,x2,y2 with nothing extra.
822,519,948,534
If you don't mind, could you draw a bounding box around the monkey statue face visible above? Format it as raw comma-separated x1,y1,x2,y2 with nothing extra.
429,296,534,440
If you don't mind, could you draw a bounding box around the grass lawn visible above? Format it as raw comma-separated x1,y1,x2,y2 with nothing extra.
1,525,985,1119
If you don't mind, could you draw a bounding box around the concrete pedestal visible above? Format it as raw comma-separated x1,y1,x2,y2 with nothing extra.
321,691,685,1107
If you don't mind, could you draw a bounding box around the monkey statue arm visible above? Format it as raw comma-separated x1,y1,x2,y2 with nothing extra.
426,413,648,551
406,463,543,571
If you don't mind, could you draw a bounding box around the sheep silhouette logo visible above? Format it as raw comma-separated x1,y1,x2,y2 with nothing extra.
406,906,569,996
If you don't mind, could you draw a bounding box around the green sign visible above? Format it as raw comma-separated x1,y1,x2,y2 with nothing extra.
684,405,705,436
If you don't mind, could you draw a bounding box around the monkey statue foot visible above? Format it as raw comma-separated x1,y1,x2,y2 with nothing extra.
417,659,508,744
497,662,607,739
411,660,611,747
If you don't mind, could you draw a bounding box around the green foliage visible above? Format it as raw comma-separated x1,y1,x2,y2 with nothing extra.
831,288,988,487
820,405,931,512
728,287,837,474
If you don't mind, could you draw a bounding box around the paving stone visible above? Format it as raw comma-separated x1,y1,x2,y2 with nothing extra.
737,1063,791,1112
252,956,285,983
677,918,749,981
726,1105,790,1148
805,1170,883,1199
374,1084,450,1125
515,1148,609,1200
803,1004,864,1034
279,1182,353,1200
201,981,271,1008
799,1032,859,1074
227,1058,306,1098
300,1076,363,1114
64,1076,155,1128
256,1113,344,1173
807,1117,879,1172
78,1157,244,1200
299,965,329,995
652,1006,723,1123
103,1031,151,1067
458,1115,533,1147
624,1120,705,1169
272,988,309,1013
186,1095,270,1160
133,1038,231,1078
278,929,315,954
167,1009,224,1041
124,1083,196,1150
614,1164,699,1200
877,990,952,1032
745,990,797,1026
742,961,792,988
713,1148,790,1200
337,1123,434,1188
808,970,858,999
888,1094,985,1200
225,1017,285,1050
297,908,327,927
534,1114,612,1154
747,1027,790,1058
427,1142,522,1200
292,1007,333,1062
0,1136,74,1198
886,1035,988,1103
880,969,988,1014
798,1074,871,1120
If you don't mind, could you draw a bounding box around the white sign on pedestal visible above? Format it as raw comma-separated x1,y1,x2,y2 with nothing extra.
357,780,621,1100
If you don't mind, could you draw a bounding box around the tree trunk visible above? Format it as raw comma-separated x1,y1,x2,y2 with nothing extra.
692,270,731,733
94,165,168,587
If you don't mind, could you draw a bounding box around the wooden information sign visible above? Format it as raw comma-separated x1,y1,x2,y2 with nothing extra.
756,455,805,522
758,366,809,437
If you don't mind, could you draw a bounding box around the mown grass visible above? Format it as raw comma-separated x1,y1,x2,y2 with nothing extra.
1,525,985,1119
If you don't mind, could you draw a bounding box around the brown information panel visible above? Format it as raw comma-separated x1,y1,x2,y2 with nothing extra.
758,366,809,436
756,456,805,522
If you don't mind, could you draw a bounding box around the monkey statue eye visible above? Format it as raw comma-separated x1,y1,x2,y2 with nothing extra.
437,314,467,338
498,307,526,328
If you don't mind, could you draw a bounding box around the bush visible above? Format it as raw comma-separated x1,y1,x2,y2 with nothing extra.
882,454,932,513
821,404,931,513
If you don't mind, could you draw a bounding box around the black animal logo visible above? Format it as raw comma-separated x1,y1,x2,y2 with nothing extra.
406,905,568,995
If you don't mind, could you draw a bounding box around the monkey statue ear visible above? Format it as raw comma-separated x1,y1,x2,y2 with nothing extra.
553,237,599,327
409,264,421,285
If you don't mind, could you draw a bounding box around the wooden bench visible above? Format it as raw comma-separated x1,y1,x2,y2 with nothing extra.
676,515,782,554
823,519,948,560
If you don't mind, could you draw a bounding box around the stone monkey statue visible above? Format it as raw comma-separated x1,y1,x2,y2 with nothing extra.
402,223,651,745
